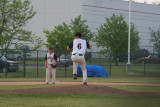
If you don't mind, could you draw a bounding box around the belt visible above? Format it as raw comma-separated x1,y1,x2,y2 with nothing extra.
72,53,83,56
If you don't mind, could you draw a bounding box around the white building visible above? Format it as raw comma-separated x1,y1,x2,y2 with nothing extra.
27,0,160,53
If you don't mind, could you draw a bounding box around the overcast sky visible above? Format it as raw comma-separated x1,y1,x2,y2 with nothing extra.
125,0,160,4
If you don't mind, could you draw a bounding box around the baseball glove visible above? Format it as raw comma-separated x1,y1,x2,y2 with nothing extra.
51,64,57,68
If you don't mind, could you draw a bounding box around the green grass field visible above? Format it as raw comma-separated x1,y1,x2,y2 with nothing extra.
0,94,160,107
1,77,160,83
0,77,160,107
0,57,160,107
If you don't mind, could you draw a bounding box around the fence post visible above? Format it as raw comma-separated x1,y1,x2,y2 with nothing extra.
144,58,146,76
5,62,7,78
4,49,8,77
37,50,39,78
109,52,112,76
99,52,101,66
153,46,155,54
90,45,92,65
23,49,26,77
64,52,67,77
89,54,92,65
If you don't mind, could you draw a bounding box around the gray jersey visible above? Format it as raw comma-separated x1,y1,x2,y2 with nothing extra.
46,53,56,64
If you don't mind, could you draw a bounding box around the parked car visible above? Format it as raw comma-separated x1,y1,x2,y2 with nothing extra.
118,49,149,62
15,53,31,61
57,54,71,67
4,54,16,61
14,46,31,60
137,54,160,63
0,56,19,73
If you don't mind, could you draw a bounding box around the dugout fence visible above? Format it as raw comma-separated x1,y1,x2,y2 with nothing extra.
0,49,160,78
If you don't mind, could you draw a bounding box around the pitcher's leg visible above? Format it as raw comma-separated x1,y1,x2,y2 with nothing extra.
71,55,78,74
81,64,87,82
72,62,78,80
73,62,78,74
79,57,87,83
51,68,56,84
46,68,50,84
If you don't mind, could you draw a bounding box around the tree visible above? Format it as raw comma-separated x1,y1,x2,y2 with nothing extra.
44,15,93,53
152,2,160,6
0,0,42,50
69,15,93,41
44,22,72,52
94,14,139,65
150,27,160,55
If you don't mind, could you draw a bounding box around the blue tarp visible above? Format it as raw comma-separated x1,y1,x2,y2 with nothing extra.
77,65,108,77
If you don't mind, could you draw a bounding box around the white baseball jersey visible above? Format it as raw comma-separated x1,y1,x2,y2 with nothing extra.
72,39,87,54
46,53,56,64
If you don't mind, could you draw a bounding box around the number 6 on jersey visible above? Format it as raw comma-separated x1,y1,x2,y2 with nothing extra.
77,43,82,49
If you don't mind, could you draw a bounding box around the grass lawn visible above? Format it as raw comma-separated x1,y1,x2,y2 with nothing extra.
0,94,160,107
109,85,160,93
0,84,72,90
0,84,51,90
0,77,160,83
0,77,160,107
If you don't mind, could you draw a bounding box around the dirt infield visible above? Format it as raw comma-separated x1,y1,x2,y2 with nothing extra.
0,85,159,96
0,82,160,96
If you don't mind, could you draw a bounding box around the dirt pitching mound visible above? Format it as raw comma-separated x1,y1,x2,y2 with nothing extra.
0,85,159,96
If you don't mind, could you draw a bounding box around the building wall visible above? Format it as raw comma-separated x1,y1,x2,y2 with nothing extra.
26,0,160,53
82,0,160,52
26,0,82,48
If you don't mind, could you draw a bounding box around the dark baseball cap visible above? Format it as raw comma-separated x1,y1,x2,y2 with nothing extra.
74,32,82,37
49,47,53,50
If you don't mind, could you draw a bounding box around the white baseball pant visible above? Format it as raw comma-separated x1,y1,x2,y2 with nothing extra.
71,54,87,82
46,65,56,83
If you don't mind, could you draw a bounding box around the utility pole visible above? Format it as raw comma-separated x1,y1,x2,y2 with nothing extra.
126,0,131,71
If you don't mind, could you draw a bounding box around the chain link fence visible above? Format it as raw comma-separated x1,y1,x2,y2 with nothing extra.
0,49,160,78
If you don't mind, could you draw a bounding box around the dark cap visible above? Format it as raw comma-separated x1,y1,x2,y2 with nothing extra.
74,32,82,37
49,47,53,50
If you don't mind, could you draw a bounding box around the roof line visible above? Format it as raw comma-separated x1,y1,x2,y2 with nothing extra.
83,4,160,16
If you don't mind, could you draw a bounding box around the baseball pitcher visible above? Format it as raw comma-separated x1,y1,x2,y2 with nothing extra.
67,32,91,86
45,47,57,84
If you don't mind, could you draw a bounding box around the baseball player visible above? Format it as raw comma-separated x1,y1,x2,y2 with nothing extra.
67,32,91,86
45,47,57,84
